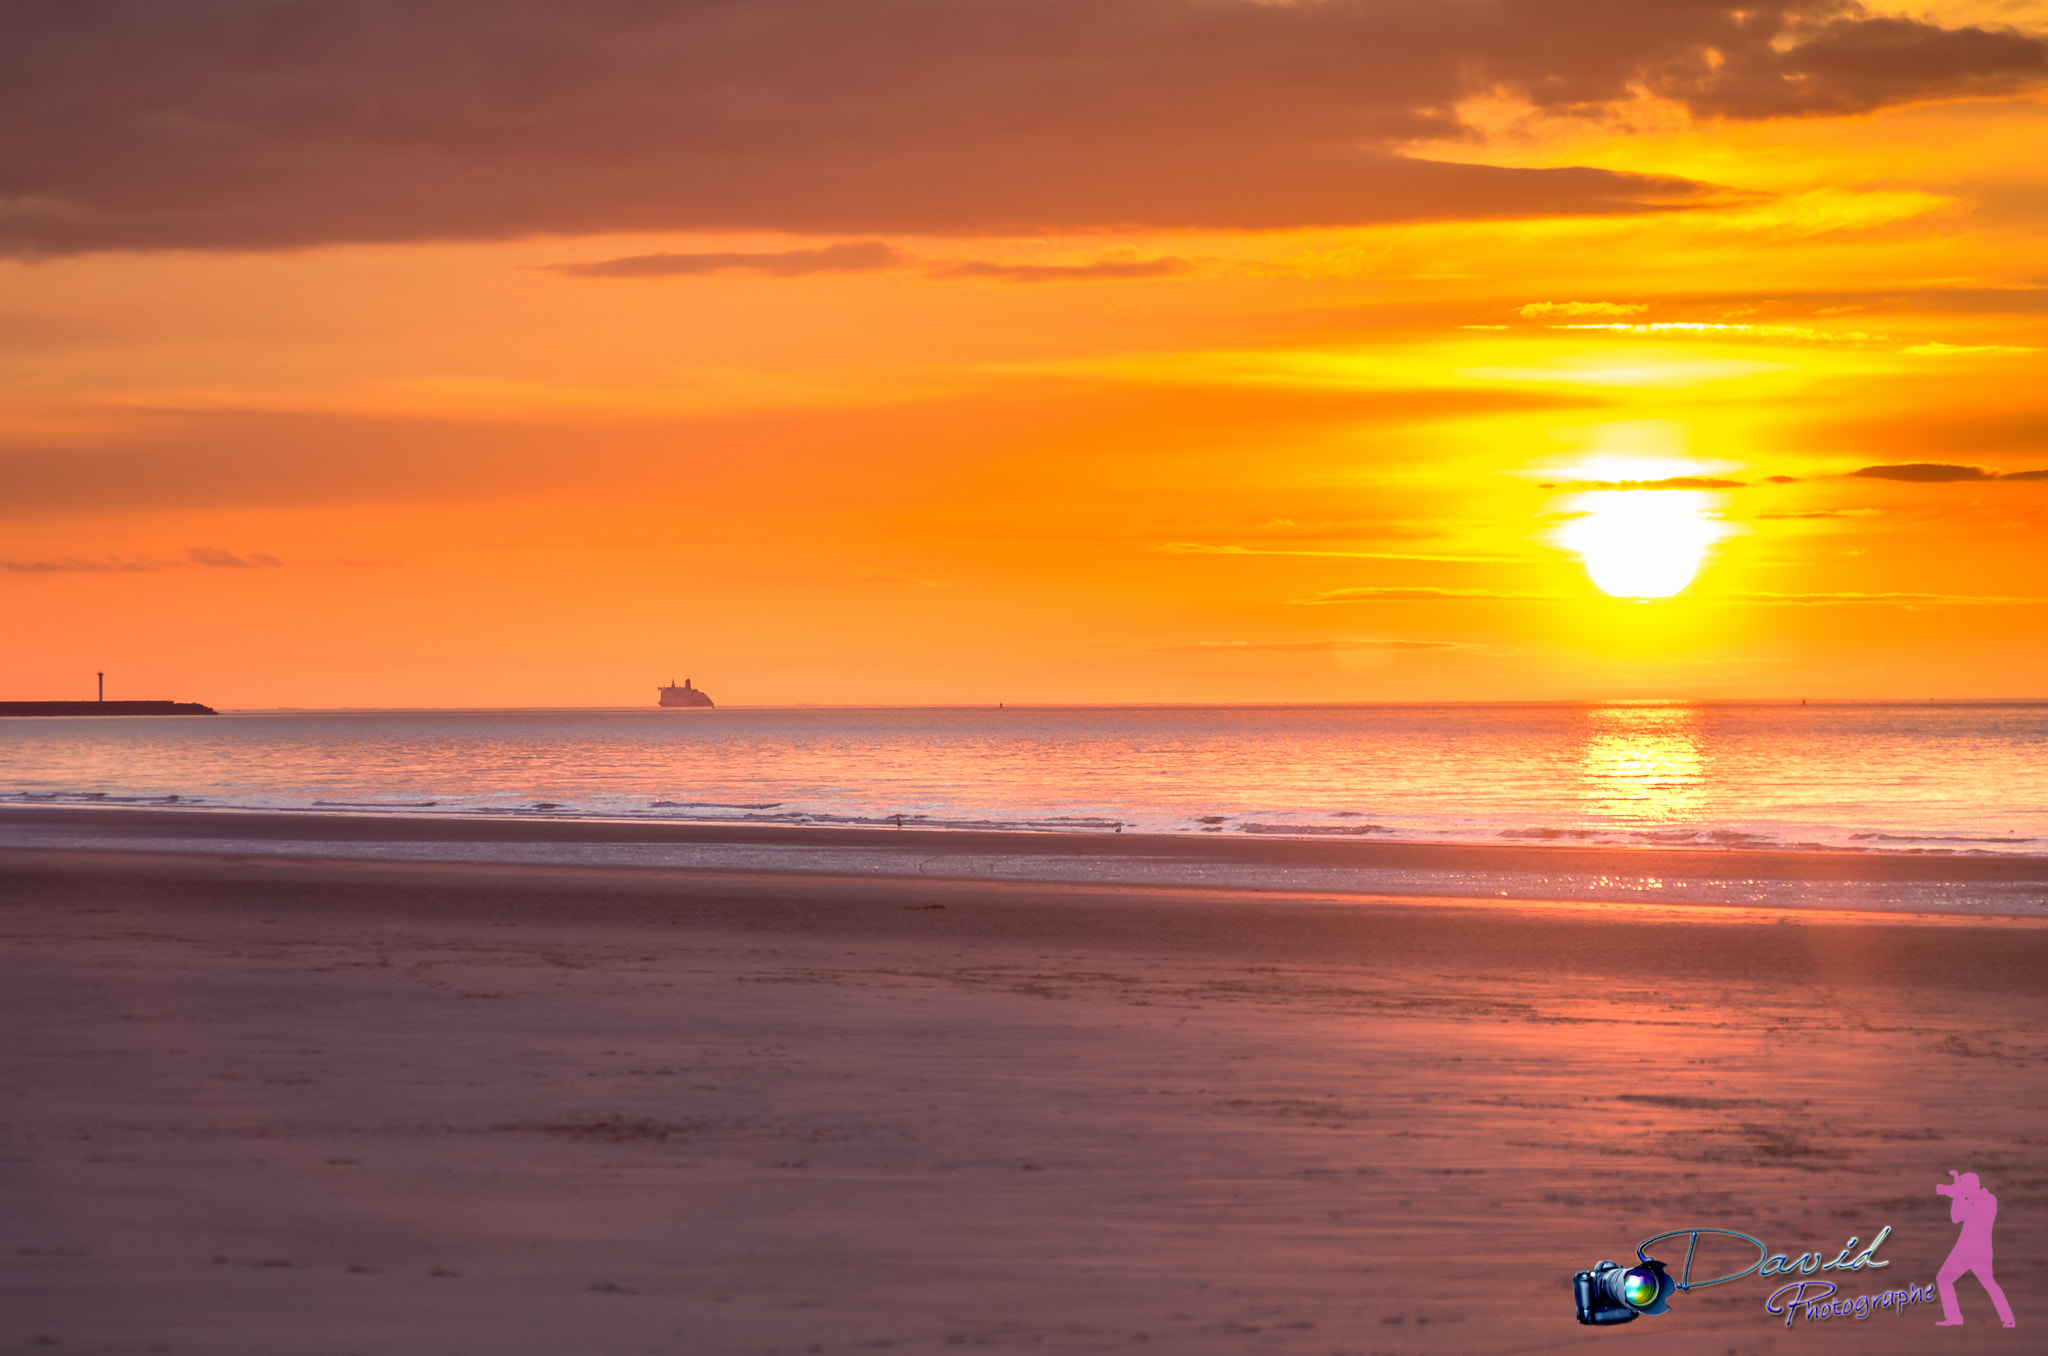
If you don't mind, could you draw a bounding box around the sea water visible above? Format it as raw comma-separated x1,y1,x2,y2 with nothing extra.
2,701,2043,854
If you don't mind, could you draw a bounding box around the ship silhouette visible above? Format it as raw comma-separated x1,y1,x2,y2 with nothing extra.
657,678,714,709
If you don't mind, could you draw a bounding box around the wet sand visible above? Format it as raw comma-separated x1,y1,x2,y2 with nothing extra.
10,804,2048,889
4,832,2045,1354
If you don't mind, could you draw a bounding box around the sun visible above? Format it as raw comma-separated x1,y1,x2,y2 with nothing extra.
1560,489,1721,598
1537,440,1731,598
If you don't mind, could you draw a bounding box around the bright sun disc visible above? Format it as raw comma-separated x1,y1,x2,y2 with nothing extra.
1560,489,1719,598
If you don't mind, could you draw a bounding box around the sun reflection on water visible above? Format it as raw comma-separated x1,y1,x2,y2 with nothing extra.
1577,704,1707,829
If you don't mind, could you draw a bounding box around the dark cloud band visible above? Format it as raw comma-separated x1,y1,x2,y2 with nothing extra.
7,1,2040,255
1854,463,2048,482
550,244,1187,283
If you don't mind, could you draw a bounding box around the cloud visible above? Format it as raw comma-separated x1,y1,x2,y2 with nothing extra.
1155,543,1524,563
1552,322,1871,341
4,549,282,571
554,242,903,279
0,385,1582,521
4,549,281,571
187,547,282,568
1901,341,2039,355
24,1,2042,252
1854,462,1988,482
939,258,1191,284
1852,463,2048,482
1159,638,1460,652
1535,476,1748,490
1,556,152,573
1672,10,2048,119
1295,587,1550,603
1633,286,2048,321
0,408,688,519
1460,354,1794,386
1519,301,1648,318
1718,591,2041,604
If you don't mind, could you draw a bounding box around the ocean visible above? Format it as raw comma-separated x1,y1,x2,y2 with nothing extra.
3,701,2042,854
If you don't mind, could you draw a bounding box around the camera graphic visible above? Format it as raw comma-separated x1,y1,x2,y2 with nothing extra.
1573,1257,1676,1325
1572,1228,1765,1326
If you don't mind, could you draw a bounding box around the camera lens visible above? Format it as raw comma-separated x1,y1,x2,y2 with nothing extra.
1575,1255,1675,1324
1619,1268,1661,1308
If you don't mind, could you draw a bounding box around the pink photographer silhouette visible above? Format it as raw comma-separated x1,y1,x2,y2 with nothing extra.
1935,1171,2015,1327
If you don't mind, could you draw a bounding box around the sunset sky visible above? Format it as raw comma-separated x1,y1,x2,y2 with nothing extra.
5,0,2046,707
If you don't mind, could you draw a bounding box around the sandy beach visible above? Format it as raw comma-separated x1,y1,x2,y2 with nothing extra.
4,817,2045,1354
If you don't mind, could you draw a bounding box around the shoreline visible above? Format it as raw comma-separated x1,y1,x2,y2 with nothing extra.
6,795,2044,863
8,803,2048,877
17,697,2048,710
10,840,2048,938
8,838,2048,1005
5,804,2046,920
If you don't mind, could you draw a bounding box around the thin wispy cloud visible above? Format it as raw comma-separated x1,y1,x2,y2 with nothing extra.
1716,591,2042,605
6,550,284,572
554,242,904,279
1155,543,1526,563
1563,285,2048,322
1159,638,1460,652
1519,301,1646,318
188,548,282,568
1900,342,2038,355
556,246,1195,286
1533,476,1749,490
1553,322,1880,342
939,258,1191,284
1295,587,1551,603
2,557,153,574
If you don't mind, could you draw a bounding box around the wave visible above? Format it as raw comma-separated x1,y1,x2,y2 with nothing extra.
7,785,2044,859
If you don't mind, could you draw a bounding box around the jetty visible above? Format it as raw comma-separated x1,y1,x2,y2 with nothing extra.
0,701,217,717
1,673,216,716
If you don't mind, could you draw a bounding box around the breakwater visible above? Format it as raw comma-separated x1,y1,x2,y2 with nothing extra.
0,701,217,717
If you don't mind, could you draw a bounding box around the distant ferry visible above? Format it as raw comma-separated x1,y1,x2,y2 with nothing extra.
657,678,714,709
